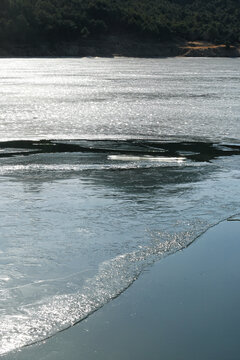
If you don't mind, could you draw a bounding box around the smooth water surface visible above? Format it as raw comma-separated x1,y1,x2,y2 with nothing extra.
0,58,240,355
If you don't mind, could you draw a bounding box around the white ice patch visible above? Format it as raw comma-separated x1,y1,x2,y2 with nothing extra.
108,155,186,163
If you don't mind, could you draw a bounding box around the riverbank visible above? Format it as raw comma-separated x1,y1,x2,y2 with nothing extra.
0,38,239,58
4,217,240,360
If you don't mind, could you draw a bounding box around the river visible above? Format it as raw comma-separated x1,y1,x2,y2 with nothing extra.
0,57,239,355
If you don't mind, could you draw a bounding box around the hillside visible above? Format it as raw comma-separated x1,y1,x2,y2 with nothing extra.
0,0,239,56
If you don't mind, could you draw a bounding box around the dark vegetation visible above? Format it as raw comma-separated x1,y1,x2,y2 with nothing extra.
0,0,239,47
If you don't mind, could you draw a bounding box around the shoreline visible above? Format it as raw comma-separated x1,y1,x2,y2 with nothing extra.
4,217,240,359
1,39,240,58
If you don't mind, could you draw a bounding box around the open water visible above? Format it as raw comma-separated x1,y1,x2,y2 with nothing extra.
0,58,239,355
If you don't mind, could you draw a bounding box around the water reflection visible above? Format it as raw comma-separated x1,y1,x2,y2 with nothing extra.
1,138,235,198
